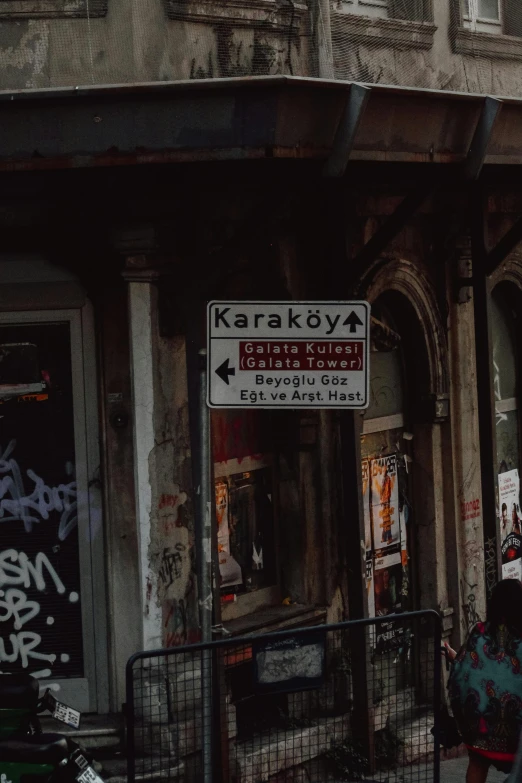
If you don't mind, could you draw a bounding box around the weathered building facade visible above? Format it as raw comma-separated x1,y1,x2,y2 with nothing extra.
0,0,522,775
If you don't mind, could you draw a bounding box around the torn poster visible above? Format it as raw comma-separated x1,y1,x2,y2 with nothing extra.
362,460,375,617
399,508,410,598
366,555,375,619
374,551,403,617
498,469,522,581
252,542,264,570
215,481,243,587
371,455,400,549
362,460,372,552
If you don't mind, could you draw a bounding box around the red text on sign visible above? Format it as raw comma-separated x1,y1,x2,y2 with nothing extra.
239,341,364,371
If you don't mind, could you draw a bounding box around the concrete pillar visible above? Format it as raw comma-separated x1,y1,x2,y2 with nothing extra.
447,237,486,645
414,421,449,612
124,259,163,650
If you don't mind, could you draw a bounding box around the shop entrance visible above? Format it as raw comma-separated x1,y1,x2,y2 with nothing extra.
0,308,107,712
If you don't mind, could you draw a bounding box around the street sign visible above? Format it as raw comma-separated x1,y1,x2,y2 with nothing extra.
207,301,370,409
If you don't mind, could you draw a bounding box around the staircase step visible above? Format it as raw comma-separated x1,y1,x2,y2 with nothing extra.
102,755,184,783
40,714,123,751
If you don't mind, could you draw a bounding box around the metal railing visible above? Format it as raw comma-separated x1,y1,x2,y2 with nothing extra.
126,610,441,783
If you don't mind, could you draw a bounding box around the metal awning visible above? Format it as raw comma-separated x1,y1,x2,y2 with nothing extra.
0,75,521,172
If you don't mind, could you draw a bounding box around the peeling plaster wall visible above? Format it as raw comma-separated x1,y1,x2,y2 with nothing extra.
0,20,50,89
2,0,522,92
128,278,200,648
0,0,311,90
128,280,163,649
332,1,522,94
447,241,486,646
149,322,199,648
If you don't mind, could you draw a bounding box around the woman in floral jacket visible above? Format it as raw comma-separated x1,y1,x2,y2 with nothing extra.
448,579,522,783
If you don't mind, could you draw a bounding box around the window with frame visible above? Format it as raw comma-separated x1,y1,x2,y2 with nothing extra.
344,0,431,21
459,0,522,36
0,0,107,19
462,0,501,33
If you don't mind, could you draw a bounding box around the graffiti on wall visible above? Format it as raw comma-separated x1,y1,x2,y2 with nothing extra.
159,491,187,536
163,594,200,648
0,441,77,541
155,487,191,605
460,577,480,633
0,323,85,682
158,544,187,591
461,498,480,522
494,360,508,428
0,548,75,676
484,536,497,601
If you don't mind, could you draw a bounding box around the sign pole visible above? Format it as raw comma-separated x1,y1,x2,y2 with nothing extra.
206,298,371,780
198,347,213,783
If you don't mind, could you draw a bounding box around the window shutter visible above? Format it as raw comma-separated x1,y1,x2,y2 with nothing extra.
503,0,522,37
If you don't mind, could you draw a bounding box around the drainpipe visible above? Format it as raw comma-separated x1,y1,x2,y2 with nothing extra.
312,0,334,78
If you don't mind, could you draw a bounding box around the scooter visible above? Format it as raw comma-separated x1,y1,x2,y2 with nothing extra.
0,673,105,783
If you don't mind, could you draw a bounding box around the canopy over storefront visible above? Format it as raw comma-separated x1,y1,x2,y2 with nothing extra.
0,76,521,173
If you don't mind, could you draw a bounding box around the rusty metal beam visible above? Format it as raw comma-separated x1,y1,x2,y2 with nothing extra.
349,183,433,281
485,213,522,275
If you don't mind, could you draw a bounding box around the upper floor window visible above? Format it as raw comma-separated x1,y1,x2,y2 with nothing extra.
344,0,431,21
462,0,501,33
345,0,387,19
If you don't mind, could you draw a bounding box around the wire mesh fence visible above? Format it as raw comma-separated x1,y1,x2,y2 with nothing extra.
126,610,441,783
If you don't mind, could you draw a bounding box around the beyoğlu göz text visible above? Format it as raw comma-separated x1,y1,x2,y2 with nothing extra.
255,375,355,387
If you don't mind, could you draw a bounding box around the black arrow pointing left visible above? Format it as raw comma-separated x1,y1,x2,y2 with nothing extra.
216,359,236,385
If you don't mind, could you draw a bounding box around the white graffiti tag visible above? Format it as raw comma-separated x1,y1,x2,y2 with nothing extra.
0,590,40,630
0,549,66,594
494,359,509,427
0,550,67,671
0,440,77,540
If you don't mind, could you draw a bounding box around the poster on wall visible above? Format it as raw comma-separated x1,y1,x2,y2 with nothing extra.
362,460,375,617
400,508,408,563
374,552,403,616
371,455,400,550
362,460,372,552
498,469,522,580
374,551,408,653
215,482,243,588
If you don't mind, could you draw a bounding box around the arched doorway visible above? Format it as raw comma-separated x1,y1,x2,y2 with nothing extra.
361,297,418,703
357,259,449,727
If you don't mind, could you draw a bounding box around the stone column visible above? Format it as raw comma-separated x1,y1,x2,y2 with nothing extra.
447,236,486,645
123,256,163,650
